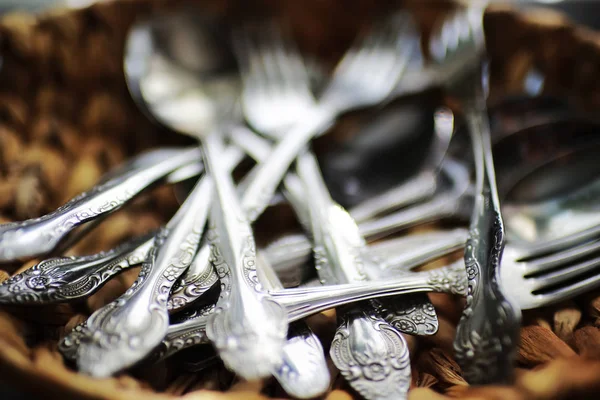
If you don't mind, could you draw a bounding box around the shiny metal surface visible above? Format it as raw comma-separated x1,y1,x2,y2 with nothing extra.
201,133,288,380
233,22,419,397
430,7,521,385
0,147,200,263
74,147,242,377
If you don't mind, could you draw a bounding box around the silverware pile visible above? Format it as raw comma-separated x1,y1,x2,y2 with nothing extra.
2,5,600,399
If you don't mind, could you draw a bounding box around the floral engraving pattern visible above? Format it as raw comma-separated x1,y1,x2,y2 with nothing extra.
374,294,439,336
0,173,149,261
426,261,468,296
454,211,521,384
0,233,154,305
75,222,202,376
330,309,411,400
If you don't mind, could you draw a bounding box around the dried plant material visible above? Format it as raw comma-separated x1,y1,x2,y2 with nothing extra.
116,266,142,290
128,211,165,236
554,301,582,342
63,314,88,337
29,116,81,158
518,325,576,366
428,293,461,324
533,316,552,331
14,258,40,275
0,310,29,356
165,373,199,396
0,270,10,283
228,380,264,393
521,7,571,30
408,387,450,400
183,391,269,400
419,348,467,387
0,124,24,171
451,386,527,400
0,177,17,210
184,369,223,393
14,166,45,219
22,144,70,200
0,95,28,130
325,390,354,400
518,358,600,399
587,292,600,326
86,277,128,313
12,303,76,325
305,309,337,346
404,332,419,355
61,155,103,204
424,317,455,355
82,92,129,135
416,372,438,388
573,326,600,359
93,211,137,250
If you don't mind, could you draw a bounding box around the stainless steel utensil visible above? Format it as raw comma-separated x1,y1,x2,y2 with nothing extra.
430,7,520,384
0,147,200,263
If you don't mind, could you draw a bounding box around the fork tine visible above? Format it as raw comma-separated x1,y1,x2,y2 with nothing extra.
524,238,600,275
528,252,600,292
530,268,600,310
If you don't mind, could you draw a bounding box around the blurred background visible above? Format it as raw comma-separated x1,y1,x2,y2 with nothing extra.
1,1,598,30
0,0,598,399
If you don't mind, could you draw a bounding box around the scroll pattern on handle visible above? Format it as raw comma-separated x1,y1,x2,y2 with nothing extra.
330,310,411,400
454,211,521,385
0,233,154,305
75,225,201,376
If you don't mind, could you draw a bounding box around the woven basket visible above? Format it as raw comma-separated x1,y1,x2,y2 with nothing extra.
1,1,600,399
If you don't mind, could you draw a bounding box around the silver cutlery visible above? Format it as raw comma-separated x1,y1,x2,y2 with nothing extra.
430,7,520,384
295,149,412,399
166,10,418,313
0,147,201,263
74,147,243,377
201,132,288,380
0,232,155,305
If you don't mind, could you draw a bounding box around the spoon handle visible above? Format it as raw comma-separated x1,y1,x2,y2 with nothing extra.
201,132,288,380
75,146,242,377
0,232,155,305
0,147,200,263
271,261,467,321
454,70,521,384
295,151,418,399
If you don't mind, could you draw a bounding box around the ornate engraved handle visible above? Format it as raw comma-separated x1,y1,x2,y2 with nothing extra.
74,146,241,377
272,261,467,322
201,133,288,380
330,307,411,400
122,262,466,371
0,232,155,305
453,98,521,385
0,147,201,262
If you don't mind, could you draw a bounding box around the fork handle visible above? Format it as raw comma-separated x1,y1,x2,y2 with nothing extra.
240,106,335,221
454,97,521,385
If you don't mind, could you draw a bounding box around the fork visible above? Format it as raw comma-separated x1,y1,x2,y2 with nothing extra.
429,6,520,384
168,12,417,313
233,18,422,399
